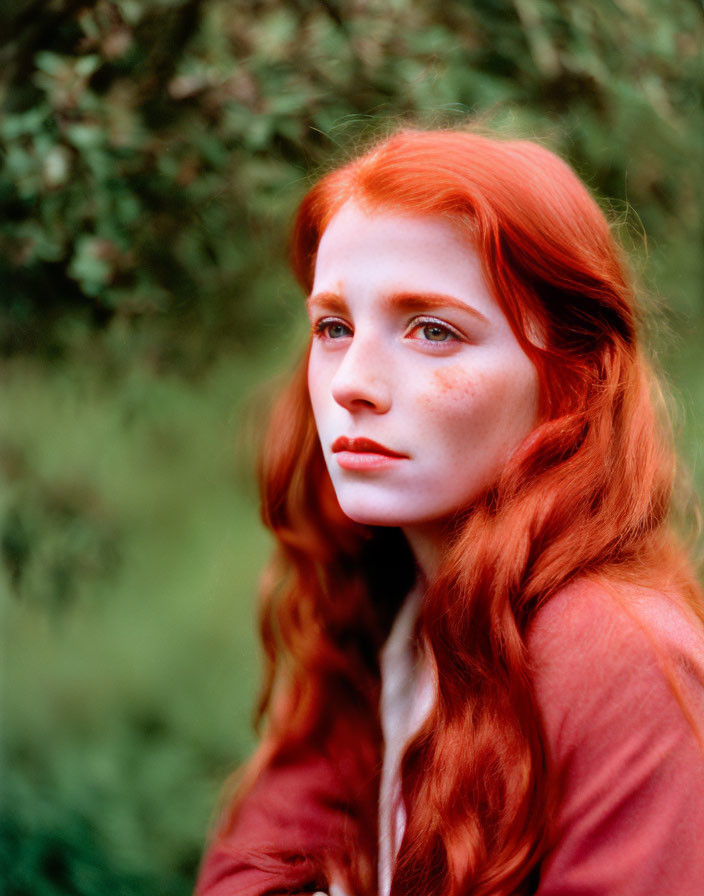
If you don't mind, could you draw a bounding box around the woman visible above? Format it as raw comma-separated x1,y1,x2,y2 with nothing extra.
196,128,704,896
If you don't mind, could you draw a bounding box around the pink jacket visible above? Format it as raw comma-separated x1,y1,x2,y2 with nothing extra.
196,579,704,895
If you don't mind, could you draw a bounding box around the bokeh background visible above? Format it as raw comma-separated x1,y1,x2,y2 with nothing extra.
1,1,702,893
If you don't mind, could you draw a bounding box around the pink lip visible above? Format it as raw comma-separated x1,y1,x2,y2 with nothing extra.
332,436,406,457
331,437,408,471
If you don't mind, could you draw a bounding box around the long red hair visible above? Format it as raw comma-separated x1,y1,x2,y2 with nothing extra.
229,129,702,895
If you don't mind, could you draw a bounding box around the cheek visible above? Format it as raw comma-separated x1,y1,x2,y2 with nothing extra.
426,362,538,449
306,363,317,408
415,366,489,460
307,353,328,407
431,366,480,401
307,365,327,433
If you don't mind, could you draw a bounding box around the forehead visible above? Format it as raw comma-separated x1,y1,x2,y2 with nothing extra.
313,201,504,321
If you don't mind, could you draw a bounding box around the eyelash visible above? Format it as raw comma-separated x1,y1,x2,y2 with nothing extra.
312,316,464,345
407,316,463,343
313,318,352,340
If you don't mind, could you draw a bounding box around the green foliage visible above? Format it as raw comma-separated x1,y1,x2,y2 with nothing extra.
1,0,702,363
1,446,121,613
1,1,703,893
1,354,267,892
0,805,177,896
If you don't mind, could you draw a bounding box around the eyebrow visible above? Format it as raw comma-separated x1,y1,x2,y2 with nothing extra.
306,290,490,326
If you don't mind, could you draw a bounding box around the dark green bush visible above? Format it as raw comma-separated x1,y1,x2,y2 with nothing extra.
1,0,702,367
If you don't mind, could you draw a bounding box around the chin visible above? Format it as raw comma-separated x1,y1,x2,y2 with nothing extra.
334,497,405,528
339,506,404,528
335,497,441,530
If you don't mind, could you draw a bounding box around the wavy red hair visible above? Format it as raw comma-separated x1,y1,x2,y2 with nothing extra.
226,129,702,895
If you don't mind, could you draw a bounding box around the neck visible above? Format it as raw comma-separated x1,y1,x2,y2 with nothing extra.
402,521,451,584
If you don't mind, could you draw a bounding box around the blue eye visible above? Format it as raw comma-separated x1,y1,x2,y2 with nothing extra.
314,319,352,339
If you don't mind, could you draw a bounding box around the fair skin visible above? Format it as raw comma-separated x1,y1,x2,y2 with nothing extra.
307,200,540,579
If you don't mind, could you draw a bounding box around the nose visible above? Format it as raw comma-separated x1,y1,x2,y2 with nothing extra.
330,333,392,414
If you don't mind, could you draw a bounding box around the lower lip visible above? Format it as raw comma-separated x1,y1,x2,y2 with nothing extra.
334,451,406,471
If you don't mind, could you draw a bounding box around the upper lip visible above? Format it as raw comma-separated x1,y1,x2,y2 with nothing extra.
332,436,407,457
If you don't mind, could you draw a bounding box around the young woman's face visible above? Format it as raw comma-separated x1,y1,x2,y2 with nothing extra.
307,200,539,533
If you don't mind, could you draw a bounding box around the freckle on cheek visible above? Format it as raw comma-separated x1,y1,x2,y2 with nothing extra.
432,368,477,399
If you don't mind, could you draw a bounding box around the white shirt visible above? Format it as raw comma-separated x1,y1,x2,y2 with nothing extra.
323,587,432,896
377,586,436,896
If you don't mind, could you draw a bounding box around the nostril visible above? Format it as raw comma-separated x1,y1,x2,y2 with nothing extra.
328,340,392,413
331,374,390,413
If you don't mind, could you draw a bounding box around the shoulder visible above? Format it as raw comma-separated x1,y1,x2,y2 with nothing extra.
528,575,704,661
527,576,704,720
526,578,704,894
527,577,704,755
